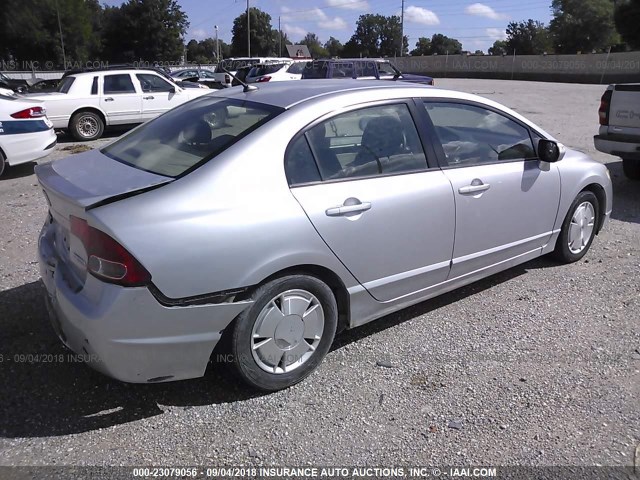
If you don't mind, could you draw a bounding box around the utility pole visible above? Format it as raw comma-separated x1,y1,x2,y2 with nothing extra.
55,0,67,68
247,0,251,57
279,16,282,57
398,0,404,57
214,25,220,62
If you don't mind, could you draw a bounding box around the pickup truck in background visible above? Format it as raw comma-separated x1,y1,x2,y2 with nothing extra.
594,83,640,180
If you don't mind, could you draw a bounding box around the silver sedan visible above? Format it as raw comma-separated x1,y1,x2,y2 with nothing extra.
36,80,612,391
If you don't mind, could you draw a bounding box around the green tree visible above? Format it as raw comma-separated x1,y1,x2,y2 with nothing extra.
272,29,292,57
429,34,462,55
102,0,188,63
550,0,618,53
615,0,640,50
488,40,508,56
410,37,431,56
187,38,230,64
342,14,408,57
231,7,274,56
324,36,343,57
505,19,551,55
300,33,329,58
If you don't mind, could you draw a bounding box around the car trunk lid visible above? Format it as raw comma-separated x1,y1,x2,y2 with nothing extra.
36,149,172,286
609,83,640,131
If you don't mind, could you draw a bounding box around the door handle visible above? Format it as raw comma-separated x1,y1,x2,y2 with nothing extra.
325,200,371,216
458,183,491,194
104,97,114,102
143,96,155,100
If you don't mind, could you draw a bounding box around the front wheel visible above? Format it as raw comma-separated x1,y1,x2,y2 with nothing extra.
70,111,104,141
230,275,338,391
622,158,640,180
553,191,599,263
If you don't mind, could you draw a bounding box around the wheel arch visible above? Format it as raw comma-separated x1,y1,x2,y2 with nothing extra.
237,264,351,334
68,107,107,130
581,183,607,234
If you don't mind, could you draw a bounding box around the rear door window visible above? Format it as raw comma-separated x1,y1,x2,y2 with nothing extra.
103,74,136,94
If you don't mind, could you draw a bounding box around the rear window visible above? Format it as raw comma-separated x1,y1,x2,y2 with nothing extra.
101,97,283,178
302,61,330,79
57,76,75,93
287,62,308,74
252,63,287,76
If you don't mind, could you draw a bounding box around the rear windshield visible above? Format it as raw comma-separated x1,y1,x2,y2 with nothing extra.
252,63,287,76
287,62,308,74
302,61,330,79
57,76,75,93
102,96,283,178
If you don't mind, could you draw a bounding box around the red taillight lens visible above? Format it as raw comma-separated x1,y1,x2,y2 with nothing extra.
70,216,151,287
11,106,46,119
256,76,271,83
599,90,612,126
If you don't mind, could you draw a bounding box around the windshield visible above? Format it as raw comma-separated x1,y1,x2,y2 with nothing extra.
0,72,9,82
102,96,283,178
378,61,400,76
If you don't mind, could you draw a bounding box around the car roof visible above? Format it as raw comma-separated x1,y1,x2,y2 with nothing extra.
68,69,167,78
209,79,438,109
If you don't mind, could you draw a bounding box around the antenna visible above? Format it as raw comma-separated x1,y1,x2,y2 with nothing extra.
219,64,258,93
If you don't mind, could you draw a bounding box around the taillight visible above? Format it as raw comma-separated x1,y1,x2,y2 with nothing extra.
256,76,271,83
599,90,612,126
70,216,151,287
11,106,46,119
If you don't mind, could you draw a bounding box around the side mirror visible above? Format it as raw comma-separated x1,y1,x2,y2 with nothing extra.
537,139,562,163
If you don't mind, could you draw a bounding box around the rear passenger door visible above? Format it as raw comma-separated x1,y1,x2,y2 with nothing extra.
286,101,455,303
100,73,142,125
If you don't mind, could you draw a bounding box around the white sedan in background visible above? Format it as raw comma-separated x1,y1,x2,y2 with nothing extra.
0,92,56,176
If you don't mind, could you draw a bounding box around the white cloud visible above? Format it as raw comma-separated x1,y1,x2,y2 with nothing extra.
311,7,348,30
190,28,207,41
280,6,293,22
403,5,440,26
486,27,507,40
325,0,369,11
465,3,508,20
283,23,307,39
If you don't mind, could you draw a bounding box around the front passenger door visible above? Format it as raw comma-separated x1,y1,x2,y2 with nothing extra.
287,102,456,303
136,73,182,121
422,101,561,279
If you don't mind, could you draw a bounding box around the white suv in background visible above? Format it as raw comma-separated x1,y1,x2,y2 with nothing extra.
246,60,309,83
26,69,210,141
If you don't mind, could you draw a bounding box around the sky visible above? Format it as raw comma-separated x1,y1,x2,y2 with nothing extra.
103,0,553,53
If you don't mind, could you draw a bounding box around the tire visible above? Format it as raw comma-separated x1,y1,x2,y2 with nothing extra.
622,158,640,181
0,150,6,177
230,275,338,391
552,191,599,263
70,111,104,141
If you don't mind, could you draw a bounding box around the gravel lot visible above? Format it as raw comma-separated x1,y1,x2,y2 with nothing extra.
0,79,638,468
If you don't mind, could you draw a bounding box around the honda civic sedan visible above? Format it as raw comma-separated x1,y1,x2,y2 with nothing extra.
36,80,612,391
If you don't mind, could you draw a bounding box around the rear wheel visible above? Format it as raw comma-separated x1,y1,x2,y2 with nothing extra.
230,275,338,391
0,150,6,177
622,158,640,180
70,111,104,141
553,191,599,263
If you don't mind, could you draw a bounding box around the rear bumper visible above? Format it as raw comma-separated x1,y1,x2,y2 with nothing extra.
594,134,640,159
38,220,252,383
2,127,57,166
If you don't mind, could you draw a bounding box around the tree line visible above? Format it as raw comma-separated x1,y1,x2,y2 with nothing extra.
1,0,638,68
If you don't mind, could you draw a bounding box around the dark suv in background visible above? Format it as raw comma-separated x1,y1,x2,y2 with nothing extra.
301,58,434,85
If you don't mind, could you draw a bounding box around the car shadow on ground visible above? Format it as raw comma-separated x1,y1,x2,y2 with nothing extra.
606,160,639,225
55,126,130,144
0,259,549,439
0,162,37,180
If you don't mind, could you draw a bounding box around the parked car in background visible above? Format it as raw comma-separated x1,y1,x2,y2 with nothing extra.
25,68,210,141
0,92,56,176
36,80,611,391
594,83,640,180
215,57,293,87
302,58,434,85
170,68,220,88
0,72,32,93
246,60,308,83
